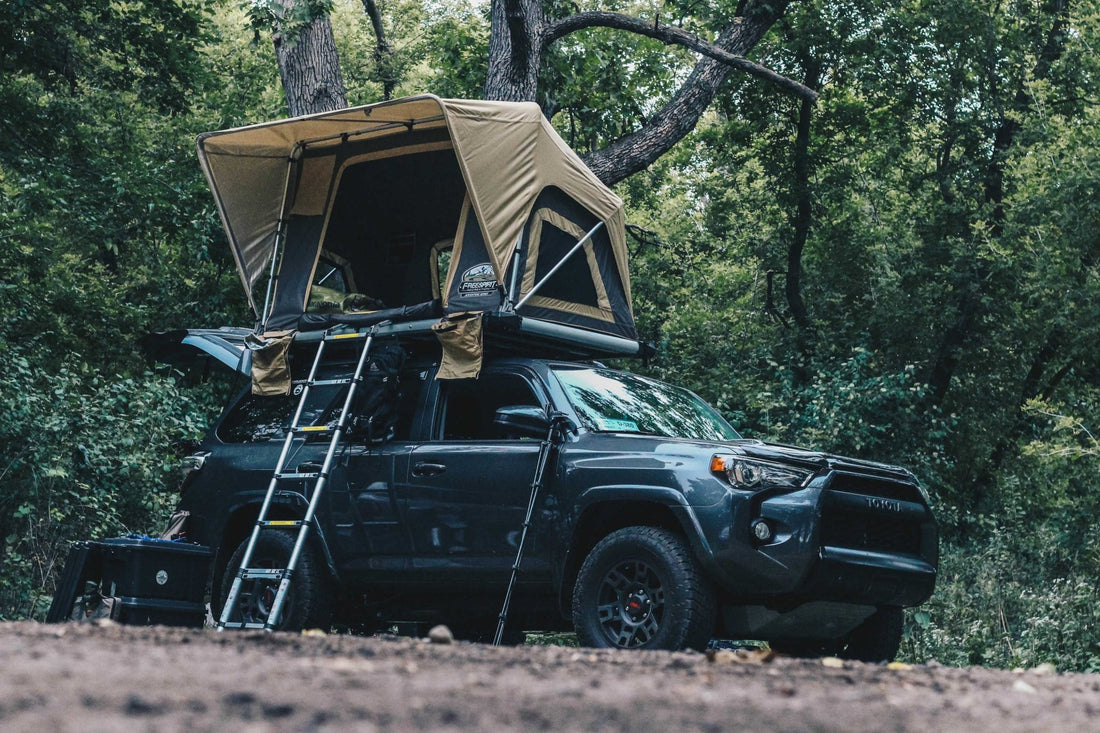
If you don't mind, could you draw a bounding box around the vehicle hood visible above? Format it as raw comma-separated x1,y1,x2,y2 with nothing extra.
578,432,918,485
730,439,917,483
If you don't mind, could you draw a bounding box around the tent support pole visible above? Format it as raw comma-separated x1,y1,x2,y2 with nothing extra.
259,146,303,332
506,233,524,308
515,221,604,310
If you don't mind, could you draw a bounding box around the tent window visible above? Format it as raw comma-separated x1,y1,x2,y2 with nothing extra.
429,239,453,299
314,250,356,294
533,222,601,305
520,207,613,323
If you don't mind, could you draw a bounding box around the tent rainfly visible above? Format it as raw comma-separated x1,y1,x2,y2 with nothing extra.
197,95,638,347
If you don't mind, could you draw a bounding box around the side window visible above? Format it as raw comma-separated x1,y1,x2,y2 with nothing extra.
217,383,346,444
439,373,541,441
217,392,294,443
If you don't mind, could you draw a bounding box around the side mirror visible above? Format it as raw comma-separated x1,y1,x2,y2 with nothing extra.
493,405,550,440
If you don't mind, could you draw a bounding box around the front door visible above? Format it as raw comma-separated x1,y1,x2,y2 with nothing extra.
403,369,552,587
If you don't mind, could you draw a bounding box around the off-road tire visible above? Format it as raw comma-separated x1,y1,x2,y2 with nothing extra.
218,530,332,632
840,606,904,662
572,526,716,651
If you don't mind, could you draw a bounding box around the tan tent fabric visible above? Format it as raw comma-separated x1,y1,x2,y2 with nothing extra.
431,312,484,380
196,95,631,313
247,329,296,396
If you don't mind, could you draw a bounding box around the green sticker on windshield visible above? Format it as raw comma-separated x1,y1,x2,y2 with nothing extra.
599,418,639,432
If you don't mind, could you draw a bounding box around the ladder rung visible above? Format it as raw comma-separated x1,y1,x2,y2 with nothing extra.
274,472,320,481
220,622,267,630
240,568,285,580
325,331,368,341
291,425,337,435
307,378,353,387
258,519,305,528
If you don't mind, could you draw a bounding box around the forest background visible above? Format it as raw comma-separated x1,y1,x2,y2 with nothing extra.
2,0,1099,670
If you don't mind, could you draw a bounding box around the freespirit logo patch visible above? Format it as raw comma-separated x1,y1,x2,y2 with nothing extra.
457,263,497,296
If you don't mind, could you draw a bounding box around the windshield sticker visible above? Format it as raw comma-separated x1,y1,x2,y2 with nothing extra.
599,418,639,432
457,263,496,297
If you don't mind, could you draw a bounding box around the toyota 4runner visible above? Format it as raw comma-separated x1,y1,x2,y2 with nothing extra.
173,335,937,660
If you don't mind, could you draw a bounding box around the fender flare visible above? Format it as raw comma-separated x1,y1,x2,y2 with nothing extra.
221,491,341,582
557,485,724,616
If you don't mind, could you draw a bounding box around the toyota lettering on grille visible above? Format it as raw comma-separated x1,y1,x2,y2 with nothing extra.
865,497,902,512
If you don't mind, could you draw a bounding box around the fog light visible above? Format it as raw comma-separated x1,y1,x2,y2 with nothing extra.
751,519,773,543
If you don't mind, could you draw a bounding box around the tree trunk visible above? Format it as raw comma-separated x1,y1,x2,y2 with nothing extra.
362,0,396,100
485,0,544,103
274,10,347,117
786,55,818,335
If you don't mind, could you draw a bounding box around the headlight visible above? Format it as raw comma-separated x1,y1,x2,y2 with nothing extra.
710,455,813,491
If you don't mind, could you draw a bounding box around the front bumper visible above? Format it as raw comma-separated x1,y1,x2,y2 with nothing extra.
702,467,938,608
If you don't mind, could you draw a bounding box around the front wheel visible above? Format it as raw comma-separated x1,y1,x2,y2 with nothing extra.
218,530,332,631
572,526,716,651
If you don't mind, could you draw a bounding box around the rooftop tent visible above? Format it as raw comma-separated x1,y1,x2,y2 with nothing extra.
196,95,637,343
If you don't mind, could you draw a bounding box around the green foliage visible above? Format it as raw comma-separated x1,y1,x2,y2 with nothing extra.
3,0,1100,674
417,2,489,99
0,0,250,618
245,0,335,45
0,364,221,619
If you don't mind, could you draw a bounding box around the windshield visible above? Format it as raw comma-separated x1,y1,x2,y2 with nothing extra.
552,366,740,442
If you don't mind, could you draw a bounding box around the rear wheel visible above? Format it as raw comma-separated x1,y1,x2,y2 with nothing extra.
218,530,332,631
572,526,715,651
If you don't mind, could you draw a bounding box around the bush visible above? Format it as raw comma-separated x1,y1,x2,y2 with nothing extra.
0,356,222,619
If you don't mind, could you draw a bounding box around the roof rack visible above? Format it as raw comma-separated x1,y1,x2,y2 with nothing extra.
293,312,649,360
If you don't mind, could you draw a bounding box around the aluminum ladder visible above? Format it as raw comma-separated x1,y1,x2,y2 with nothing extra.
218,326,379,631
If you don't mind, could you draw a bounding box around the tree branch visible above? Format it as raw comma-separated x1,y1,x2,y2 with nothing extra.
579,3,792,186
361,0,396,100
543,11,817,103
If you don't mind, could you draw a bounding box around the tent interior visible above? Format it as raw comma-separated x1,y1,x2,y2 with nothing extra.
268,135,469,328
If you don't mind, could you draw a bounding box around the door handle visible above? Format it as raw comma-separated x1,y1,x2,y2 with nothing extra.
412,462,447,477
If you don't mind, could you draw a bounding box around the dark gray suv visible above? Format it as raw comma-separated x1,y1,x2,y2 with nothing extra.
173,340,936,660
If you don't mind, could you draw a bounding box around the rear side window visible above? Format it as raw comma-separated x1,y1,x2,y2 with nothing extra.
216,365,428,444
216,386,340,444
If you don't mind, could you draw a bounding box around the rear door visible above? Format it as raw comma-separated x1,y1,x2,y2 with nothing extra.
333,363,432,577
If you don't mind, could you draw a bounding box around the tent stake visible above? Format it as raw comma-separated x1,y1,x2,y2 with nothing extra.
515,221,604,310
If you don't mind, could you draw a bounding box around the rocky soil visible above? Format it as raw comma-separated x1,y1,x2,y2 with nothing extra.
2,621,1099,731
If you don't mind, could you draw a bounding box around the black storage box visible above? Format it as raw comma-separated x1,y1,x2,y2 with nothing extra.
97,537,212,603
114,596,207,627
48,537,213,627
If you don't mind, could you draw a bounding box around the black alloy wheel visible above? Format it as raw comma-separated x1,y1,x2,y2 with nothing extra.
218,529,332,631
572,526,715,651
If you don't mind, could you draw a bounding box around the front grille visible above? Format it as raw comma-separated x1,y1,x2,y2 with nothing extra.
819,509,923,555
828,471,923,503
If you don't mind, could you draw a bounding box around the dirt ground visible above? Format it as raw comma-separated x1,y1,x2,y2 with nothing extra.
2,621,1100,732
